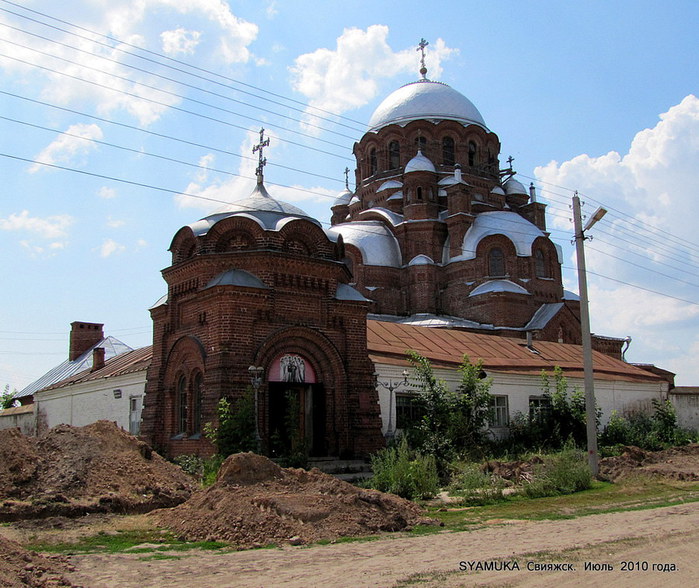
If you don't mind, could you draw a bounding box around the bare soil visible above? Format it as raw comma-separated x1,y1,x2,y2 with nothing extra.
598,443,699,482
1,436,698,586
0,421,195,521
152,452,438,547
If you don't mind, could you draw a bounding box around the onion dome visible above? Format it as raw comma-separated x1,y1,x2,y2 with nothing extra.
332,187,354,208
368,79,487,132
503,178,528,196
405,150,436,173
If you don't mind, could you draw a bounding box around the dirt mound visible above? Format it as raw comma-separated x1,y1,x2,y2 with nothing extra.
599,443,699,481
0,421,195,521
0,535,75,587
481,455,544,484
154,453,437,548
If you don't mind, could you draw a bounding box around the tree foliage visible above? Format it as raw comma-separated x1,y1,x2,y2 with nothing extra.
204,388,257,457
1,385,18,410
405,351,493,474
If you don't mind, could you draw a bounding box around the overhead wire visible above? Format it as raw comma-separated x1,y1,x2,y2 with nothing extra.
0,0,367,132
2,2,697,311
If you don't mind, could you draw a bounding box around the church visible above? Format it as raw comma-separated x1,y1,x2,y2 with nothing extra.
137,44,661,458
10,43,671,457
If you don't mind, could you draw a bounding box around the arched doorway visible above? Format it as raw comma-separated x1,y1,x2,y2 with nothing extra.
267,353,326,457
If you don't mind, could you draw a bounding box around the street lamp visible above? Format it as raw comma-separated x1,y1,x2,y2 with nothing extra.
375,369,409,440
572,193,607,477
248,365,264,452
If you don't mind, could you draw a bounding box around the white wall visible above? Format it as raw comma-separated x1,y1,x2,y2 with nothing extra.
35,369,147,434
373,362,667,436
0,404,36,435
670,391,699,431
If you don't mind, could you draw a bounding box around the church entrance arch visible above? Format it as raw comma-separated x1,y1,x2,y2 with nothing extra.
267,353,326,457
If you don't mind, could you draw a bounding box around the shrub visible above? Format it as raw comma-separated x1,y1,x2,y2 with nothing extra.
405,351,493,476
448,462,507,505
522,446,592,498
600,400,697,452
368,437,438,500
204,389,257,458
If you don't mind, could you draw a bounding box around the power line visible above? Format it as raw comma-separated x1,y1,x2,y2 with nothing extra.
0,0,367,132
0,50,354,161
0,28,361,143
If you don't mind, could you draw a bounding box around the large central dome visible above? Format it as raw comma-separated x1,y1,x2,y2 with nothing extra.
368,79,487,132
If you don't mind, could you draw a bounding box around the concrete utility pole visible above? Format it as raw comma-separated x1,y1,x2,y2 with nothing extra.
572,192,606,477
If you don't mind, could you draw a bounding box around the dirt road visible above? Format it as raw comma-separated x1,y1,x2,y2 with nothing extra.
66,501,698,587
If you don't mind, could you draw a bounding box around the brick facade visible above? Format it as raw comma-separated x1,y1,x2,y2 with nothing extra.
140,185,385,458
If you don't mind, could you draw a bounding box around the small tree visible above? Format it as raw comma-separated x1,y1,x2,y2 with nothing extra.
204,388,257,457
1,385,18,410
406,351,493,474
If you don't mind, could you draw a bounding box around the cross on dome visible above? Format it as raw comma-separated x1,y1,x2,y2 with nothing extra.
417,38,429,79
344,166,350,190
253,127,270,185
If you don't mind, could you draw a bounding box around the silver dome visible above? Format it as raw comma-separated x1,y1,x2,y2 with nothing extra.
368,79,487,132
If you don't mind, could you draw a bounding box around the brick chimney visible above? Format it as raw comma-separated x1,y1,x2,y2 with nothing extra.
69,321,104,361
91,347,105,372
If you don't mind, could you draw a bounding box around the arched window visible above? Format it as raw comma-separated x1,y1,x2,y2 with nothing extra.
192,372,203,434
415,136,427,152
442,136,455,166
388,141,400,169
176,375,187,434
369,148,377,175
416,186,423,201
488,247,505,276
535,249,548,278
468,141,478,167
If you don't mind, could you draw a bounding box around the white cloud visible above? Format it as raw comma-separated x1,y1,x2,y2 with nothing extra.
0,0,259,126
174,129,335,214
265,1,279,19
0,210,73,239
98,186,118,199
99,238,126,258
290,27,457,132
106,217,126,228
161,28,201,55
535,95,699,382
29,124,103,172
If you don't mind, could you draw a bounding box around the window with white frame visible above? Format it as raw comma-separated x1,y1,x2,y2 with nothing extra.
489,395,509,427
529,395,551,421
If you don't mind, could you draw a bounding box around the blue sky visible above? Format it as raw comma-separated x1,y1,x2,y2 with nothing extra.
2,0,699,391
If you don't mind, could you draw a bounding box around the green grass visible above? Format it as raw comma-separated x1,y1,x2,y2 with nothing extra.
26,529,229,555
420,477,699,533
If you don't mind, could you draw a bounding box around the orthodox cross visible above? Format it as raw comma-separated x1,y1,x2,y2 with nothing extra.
344,166,350,190
417,38,429,79
507,155,515,171
253,127,270,184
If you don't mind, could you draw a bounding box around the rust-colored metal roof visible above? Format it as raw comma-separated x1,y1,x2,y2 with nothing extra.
367,320,662,383
37,346,153,392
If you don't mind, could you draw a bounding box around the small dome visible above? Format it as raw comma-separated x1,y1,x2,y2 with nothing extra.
333,188,354,208
368,79,487,132
377,179,403,192
205,269,268,289
187,183,320,236
490,186,505,195
459,211,546,260
211,182,310,217
405,150,436,173
328,221,402,268
504,178,528,196
469,279,530,297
